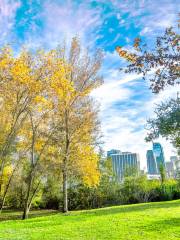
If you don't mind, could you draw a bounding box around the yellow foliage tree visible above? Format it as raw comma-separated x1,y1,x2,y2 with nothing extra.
51,38,103,212
0,47,36,208
0,40,103,217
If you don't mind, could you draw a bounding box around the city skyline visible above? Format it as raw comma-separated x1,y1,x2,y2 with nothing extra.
107,142,177,172
107,143,179,181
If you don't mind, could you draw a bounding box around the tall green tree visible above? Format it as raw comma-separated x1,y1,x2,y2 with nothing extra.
145,95,180,155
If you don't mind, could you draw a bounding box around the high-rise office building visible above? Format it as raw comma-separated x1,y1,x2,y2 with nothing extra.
107,149,121,157
170,156,178,162
170,156,180,178
165,161,175,178
146,143,165,177
170,156,180,170
107,150,140,181
153,143,165,172
146,150,158,174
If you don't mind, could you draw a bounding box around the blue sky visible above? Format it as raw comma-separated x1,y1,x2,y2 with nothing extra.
0,0,179,168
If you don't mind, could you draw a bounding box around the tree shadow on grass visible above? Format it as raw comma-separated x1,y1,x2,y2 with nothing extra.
152,217,180,228
0,209,58,222
135,217,180,236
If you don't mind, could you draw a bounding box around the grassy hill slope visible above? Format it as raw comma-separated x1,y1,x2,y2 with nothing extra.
0,200,179,240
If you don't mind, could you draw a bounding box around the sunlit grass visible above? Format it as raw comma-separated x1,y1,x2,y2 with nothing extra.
0,200,179,240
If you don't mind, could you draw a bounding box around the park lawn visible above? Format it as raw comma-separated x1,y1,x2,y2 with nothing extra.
0,200,179,240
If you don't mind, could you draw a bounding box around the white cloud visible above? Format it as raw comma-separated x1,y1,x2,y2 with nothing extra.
120,19,125,25
92,53,177,169
91,66,142,110
140,27,152,36
112,33,121,44
92,82,131,111
0,0,21,44
144,86,179,116
111,0,179,36
116,13,121,20
25,0,104,49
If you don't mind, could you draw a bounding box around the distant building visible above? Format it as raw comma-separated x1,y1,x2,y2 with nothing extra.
153,143,165,172
170,156,180,178
140,169,145,175
146,143,165,179
146,150,158,175
170,156,178,163
107,149,121,157
165,161,175,178
107,150,140,181
170,156,180,170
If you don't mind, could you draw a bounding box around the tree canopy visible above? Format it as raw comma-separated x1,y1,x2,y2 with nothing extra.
145,95,180,155
0,38,103,218
116,26,180,93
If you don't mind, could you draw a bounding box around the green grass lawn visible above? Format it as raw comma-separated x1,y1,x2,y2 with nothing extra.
0,200,179,240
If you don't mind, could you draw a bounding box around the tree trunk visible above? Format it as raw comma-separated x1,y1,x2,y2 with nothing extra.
0,182,10,212
22,204,30,220
22,173,33,220
63,165,68,213
0,162,19,212
0,156,6,195
22,113,35,220
62,109,69,213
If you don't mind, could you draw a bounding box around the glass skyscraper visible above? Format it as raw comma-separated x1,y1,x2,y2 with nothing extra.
146,143,165,175
153,143,165,172
107,149,121,157
107,150,140,181
146,150,158,174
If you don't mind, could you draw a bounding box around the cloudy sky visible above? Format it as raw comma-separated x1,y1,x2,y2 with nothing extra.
0,0,179,168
